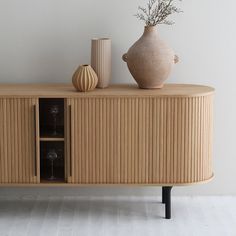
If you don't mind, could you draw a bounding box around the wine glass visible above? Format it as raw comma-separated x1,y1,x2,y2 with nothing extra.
49,105,59,136
47,149,58,180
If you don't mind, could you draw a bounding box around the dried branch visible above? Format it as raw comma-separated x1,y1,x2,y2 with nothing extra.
135,0,183,26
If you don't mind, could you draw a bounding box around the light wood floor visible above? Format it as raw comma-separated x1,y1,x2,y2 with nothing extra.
0,196,235,236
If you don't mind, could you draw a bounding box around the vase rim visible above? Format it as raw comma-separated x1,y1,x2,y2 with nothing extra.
144,25,157,30
92,38,111,41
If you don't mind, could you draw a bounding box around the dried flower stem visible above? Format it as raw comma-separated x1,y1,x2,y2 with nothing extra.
135,0,182,26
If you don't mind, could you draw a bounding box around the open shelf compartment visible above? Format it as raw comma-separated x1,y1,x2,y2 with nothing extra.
40,141,65,182
39,98,66,183
39,98,65,138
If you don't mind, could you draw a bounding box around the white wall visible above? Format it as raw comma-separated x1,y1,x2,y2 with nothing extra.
0,0,235,196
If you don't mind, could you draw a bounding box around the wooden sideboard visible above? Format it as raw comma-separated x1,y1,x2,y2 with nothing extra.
0,83,214,219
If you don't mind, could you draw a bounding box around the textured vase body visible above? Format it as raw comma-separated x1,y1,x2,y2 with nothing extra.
91,38,111,88
72,65,98,92
123,26,178,89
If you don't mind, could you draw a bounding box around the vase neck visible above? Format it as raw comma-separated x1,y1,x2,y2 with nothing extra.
143,26,158,36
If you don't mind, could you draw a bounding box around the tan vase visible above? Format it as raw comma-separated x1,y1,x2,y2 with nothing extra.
72,65,98,92
122,26,179,89
91,38,111,88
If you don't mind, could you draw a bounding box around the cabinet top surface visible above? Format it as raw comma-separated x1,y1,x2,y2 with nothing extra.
0,83,215,98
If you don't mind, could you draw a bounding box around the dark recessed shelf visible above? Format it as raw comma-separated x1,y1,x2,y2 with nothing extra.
40,179,66,184
40,128,64,139
40,137,65,142
40,141,65,182
39,98,65,183
39,98,65,138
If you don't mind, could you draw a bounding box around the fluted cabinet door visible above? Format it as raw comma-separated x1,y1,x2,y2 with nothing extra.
70,97,155,184
69,98,121,184
119,97,153,184
69,94,213,185
0,98,38,184
151,96,214,184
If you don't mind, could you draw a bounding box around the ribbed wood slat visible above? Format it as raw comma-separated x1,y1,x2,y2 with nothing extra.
0,98,37,184
70,94,213,185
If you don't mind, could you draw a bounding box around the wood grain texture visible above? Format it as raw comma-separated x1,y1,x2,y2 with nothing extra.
70,94,214,185
0,84,214,186
0,84,214,98
0,98,38,184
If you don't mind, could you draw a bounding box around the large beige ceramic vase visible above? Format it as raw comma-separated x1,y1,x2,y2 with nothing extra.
123,26,179,89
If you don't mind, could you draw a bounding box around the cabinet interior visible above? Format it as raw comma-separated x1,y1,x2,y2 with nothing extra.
39,98,66,183
40,141,65,182
39,98,65,138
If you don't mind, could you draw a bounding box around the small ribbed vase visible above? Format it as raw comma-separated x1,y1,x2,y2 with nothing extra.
72,65,98,92
91,38,111,88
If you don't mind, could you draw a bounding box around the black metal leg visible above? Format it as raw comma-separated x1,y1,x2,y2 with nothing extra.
162,186,173,219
